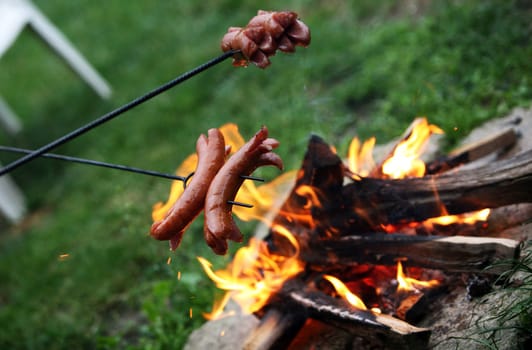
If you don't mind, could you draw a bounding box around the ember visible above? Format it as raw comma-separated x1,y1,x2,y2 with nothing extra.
395,261,439,293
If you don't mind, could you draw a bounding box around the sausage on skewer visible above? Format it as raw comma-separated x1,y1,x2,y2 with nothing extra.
150,128,226,250
221,10,311,68
204,126,283,255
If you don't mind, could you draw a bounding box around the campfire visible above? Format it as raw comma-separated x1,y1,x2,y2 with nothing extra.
0,7,527,349
153,114,530,349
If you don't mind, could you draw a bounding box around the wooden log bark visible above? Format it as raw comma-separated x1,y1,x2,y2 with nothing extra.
426,128,518,174
337,149,532,231
243,276,431,350
273,136,532,235
385,203,532,238
300,234,521,273
288,289,431,350
243,304,308,350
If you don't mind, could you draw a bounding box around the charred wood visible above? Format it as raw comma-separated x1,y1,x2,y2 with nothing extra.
287,288,431,350
300,234,521,274
426,128,518,174
388,203,532,238
243,296,308,350
242,277,315,350
338,149,532,231
395,292,427,323
274,136,531,235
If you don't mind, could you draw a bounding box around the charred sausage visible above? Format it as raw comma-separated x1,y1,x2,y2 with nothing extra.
204,126,283,255
150,128,226,250
221,10,311,68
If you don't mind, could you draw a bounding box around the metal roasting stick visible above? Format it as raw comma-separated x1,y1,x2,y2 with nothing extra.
239,175,265,182
0,50,239,177
0,145,258,208
0,48,259,208
227,200,254,208
0,145,186,181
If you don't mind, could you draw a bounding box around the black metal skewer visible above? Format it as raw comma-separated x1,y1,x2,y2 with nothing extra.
0,145,259,208
227,200,254,208
0,145,186,181
0,50,238,177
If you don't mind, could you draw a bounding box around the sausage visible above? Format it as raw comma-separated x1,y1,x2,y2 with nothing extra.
221,10,311,68
150,128,226,250
204,126,283,255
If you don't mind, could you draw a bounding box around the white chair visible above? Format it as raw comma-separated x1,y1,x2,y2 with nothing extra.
0,0,112,223
0,0,112,106
0,165,26,224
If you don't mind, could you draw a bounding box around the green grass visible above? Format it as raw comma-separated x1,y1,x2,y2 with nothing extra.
0,1,530,348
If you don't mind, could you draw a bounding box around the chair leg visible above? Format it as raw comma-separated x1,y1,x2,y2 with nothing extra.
25,1,112,99
0,96,22,135
0,163,26,224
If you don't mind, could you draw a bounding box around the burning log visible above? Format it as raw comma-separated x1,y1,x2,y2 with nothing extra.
394,203,532,238
339,148,532,229
275,135,532,234
243,277,430,350
288,288,430,349
395,291,427,323
243,300,308,350
426,128,518,174
300,234,521,273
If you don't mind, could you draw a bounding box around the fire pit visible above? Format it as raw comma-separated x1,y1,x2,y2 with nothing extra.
184,108,531,350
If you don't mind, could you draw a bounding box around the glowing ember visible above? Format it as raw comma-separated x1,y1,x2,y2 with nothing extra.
381,208,491,233
323,275,367,310
425,208,491,226
198,224,304,319
58,253,70,261
396,261,439,293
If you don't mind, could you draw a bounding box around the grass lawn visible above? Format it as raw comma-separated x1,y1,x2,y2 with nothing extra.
0,0,530,349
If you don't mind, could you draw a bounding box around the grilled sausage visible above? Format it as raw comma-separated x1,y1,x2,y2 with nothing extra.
150,128,226,250
221,10,311,68
204,126,283,255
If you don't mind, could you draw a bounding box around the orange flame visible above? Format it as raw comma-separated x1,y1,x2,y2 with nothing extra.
346,118,443,179
295,185,323,209
347,137,376,177
323,275,367,310
396,261,439,293
425,208,490,226
381,118,443,179
345,118,490,227
198,224,304,319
